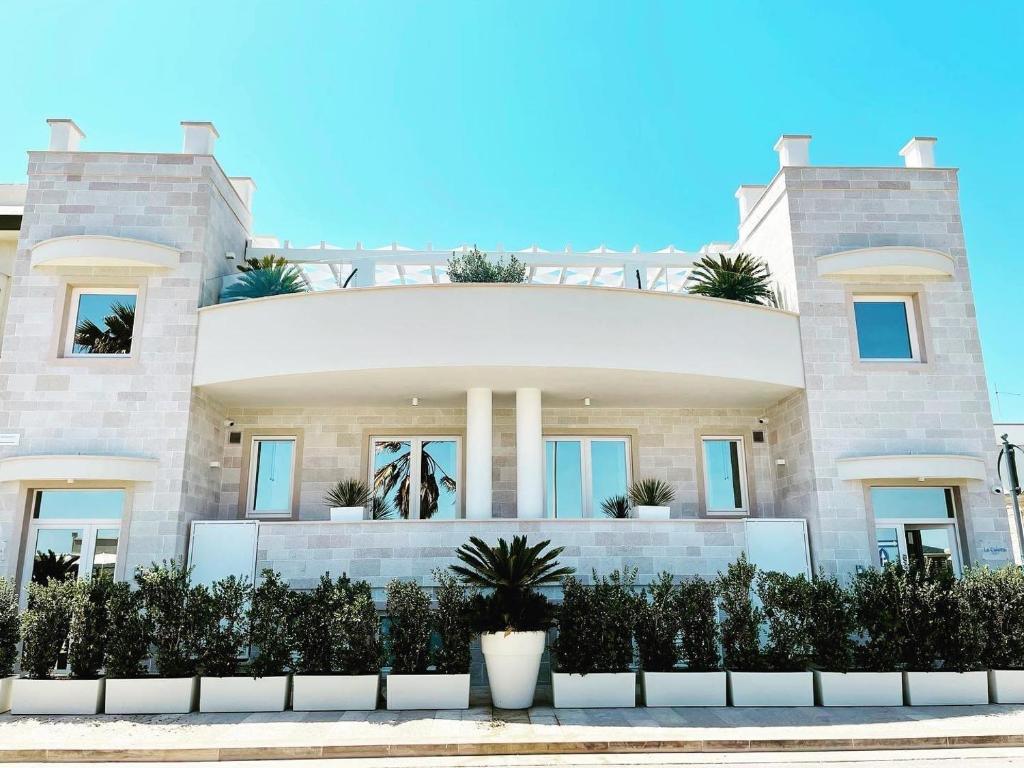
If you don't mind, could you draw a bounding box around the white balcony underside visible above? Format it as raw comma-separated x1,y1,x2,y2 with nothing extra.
194,284,804,407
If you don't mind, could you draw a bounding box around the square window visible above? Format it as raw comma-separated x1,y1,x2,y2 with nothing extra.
369,436,460,519
544,437,631,518
65,288,137,356
249,437,296,516
853,295,919,361
702,436,748,514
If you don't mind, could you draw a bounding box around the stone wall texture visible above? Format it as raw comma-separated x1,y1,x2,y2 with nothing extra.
0,151,248,576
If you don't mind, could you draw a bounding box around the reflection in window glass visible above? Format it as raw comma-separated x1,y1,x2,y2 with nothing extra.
34,490,125,520
421,440,458,520
853,300,913,360
906,526,956,574
373,440,412,518
91,528,119,579
72,291,137,355
871,487,954,519
32,528,84,585
252,438,295,513
876,526,900,567
546,441,583,519
703,438,745,511
591,440,628,513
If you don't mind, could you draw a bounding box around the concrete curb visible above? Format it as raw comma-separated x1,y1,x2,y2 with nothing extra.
3,733,1024,762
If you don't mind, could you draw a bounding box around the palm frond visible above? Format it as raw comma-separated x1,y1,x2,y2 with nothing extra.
688,253,776,306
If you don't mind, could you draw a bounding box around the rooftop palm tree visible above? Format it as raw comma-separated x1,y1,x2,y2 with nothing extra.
688,253,778,306
74,302,135,354
220,255,306,302
373,440,456,519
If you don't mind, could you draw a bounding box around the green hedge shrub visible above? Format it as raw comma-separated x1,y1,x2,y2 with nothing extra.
386,579,432,674
432,570,472,674
756,570,812,672
677,575,720,671
198,576,251,677
717,555,762,671
552,569,638,674
135,560,208,678
248,569,292,678
103,580,151,679
0,578,19,678
21,579,77,679
634,572,679,672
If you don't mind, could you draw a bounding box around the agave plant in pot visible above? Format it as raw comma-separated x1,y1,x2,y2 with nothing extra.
450,536,574,708
325,479,372,521
628,478,675,520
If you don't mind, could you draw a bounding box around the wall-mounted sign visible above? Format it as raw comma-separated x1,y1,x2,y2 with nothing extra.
982,545,1010,561
0,434,20,446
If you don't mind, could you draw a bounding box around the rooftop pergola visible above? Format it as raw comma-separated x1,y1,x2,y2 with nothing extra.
243,240,737,293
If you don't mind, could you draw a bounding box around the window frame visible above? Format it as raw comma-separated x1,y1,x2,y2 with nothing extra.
367,434,463,520
868,485,964,576
700,435,750,515
542,435,632,519
62,286,140,358
245,435,299,518
19,488,128,606
851,293,921,363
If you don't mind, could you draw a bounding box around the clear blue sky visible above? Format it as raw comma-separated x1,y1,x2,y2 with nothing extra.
2,1,1022,417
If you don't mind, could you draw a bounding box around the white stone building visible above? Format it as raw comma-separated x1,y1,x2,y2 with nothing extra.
0,120,1013,598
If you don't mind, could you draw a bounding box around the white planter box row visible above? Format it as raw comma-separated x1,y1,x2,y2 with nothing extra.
3,669,1024,713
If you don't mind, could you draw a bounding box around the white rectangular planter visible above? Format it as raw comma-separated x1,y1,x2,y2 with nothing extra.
728,671,814,707
0,676,14,713
903,671,989,706
633,505,670,520
641,671,726,707
386,673,469,710
105,676,198,714
330,506,365,521
813,671,904,707
199,676,290,712
989,669,1024,704
293,674,379,711
11,677,105,715
551,672,636,708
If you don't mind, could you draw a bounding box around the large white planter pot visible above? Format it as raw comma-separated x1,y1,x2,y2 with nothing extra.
11,677,105,715
105,676,198,714
199,676,290,712
641,670,726,707
330,506,365,521
813,671,904,707
551,672,636,708
989,669,1024,704
386,673,470,710
633,505,670,520
481,631,545,709
728,671,814,706
903,671,989,705
292,674,379,711
0,676,15,713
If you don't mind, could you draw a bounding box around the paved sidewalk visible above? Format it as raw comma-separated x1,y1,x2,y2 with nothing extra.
3,704,1024,761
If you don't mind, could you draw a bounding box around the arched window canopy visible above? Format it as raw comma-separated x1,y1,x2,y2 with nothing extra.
0,454,159,483
30,235,180,270
816,246,954,278
836,454,986,482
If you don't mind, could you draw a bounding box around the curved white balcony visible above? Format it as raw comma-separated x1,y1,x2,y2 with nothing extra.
193,284,805,406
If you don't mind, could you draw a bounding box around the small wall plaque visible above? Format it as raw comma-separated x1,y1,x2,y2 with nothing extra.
0,434,20,446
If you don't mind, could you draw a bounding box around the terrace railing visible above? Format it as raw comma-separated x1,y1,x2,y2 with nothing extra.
203,241,738,307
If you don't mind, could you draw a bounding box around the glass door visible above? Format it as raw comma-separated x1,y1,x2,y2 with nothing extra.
544,437,631,518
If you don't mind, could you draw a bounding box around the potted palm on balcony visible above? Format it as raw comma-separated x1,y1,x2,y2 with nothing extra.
325,479,372,521
291,574,383,710
629,478,675,520
636,573,726,706
450,536,573,709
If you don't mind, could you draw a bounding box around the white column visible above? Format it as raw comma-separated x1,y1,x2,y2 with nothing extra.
466,388,493,519
516,388,544,519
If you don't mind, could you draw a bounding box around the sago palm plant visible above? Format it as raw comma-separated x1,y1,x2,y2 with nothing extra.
221,255,306,301
450,536,575,632
688,253,778,306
